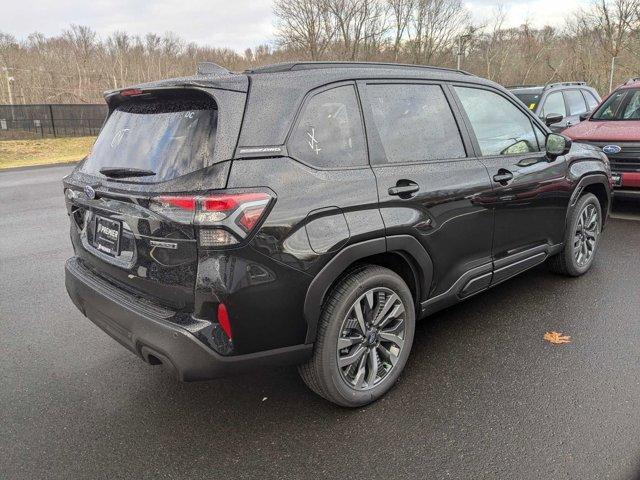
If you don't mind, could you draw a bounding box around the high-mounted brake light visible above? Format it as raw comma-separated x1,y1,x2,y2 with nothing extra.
120,88,144,97
149,191,272,247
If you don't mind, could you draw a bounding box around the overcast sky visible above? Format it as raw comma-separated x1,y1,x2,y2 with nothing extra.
3,0,588,51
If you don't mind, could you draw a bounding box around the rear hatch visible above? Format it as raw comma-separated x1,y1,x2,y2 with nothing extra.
64,86,246,311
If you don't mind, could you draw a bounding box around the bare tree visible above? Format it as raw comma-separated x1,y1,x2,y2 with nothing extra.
388,0,414,61
576,0,640,90
274,0,335,59
408,0,470,64
2,0,640,105
323,0,390,60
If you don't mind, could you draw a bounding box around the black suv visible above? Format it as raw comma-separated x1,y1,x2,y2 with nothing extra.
64,62,611,407
509,82,601,132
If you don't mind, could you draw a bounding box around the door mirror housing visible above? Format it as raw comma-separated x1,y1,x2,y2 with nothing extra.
546,133,572,159
579,111,591,121
543,113,564,126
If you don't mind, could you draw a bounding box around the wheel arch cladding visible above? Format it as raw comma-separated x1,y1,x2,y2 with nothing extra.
582,183,609,221
303,235,433,344
569,173,611,226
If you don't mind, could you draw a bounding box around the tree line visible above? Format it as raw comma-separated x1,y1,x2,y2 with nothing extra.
1,0,639,105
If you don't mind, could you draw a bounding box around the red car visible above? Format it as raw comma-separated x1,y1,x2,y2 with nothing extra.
563,78,640,198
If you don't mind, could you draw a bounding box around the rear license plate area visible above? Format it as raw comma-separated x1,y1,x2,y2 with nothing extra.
93,215,122,256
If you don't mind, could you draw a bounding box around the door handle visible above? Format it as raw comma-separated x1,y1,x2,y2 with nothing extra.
493,170,514,184
388,183,420,197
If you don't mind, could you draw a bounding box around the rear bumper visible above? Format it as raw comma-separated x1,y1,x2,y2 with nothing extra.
65,257,312,381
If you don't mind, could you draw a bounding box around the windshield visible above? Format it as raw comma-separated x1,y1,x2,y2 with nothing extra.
82,96,217,182
513,93,541,111
592,88,640,120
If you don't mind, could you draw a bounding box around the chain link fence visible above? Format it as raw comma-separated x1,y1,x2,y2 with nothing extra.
0,104,107,140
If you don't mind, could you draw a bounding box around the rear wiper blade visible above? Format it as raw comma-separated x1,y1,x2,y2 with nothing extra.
99,167,156,178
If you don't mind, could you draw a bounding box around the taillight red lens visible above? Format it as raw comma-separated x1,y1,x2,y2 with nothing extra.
237,206,265,232
217,303,232,340
202,196,238,212
120,88,144,96
156,196,196,211
202,193,269,213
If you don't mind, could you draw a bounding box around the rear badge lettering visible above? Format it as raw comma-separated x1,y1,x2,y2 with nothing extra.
237,146,283,155
150,240,178,250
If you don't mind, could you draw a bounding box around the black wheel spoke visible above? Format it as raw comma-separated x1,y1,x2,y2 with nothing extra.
572,202,600,267
337,287,406,391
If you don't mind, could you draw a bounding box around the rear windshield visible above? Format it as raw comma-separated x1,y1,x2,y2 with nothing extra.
592,88,640,120
82,96,217,182
513,93,541,111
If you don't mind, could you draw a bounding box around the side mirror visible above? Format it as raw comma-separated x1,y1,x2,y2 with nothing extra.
579,111,591,121
546,133,572,159
543,113,564,126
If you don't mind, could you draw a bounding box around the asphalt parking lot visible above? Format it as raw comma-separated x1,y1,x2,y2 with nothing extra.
1,164,639,480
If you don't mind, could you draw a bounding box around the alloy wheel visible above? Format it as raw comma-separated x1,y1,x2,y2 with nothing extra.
336,287,407,391
574,202,599,267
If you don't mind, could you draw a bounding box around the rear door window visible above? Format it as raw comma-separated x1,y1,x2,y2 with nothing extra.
622,90,640,119
513,92,541,111
365,83,465,163
454,86,540,156
288,84,367,169
583,90,600,110
564,90,588,115
541,91,567,117
82,96,217,182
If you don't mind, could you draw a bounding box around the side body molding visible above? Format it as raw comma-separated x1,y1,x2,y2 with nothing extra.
303,235,433,343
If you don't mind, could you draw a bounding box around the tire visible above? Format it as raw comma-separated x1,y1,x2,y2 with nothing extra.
548,193,602,277
298,265,415,407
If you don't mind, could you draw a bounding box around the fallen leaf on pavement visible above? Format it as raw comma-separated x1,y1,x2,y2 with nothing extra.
544,331,571,344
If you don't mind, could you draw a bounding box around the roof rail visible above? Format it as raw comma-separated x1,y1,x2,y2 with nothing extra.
506,84,542,89
245,61,472,76
624,77,640,85
196,62,230,76
543,81,587,90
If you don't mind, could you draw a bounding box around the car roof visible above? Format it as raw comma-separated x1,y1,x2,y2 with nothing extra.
243,61,473,76
110,61,503,148
508,82,589,94
619,78,640,90
239,62,496,146
509,86,543,94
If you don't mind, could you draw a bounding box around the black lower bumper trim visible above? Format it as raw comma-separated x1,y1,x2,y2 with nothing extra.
65,257,313,381
613,188,640,198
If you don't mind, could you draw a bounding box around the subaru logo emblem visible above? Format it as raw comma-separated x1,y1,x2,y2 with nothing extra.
602,145,622,155
84,185,96,199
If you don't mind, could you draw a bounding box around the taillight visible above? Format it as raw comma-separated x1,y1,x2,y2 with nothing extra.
149,195,197,224
149,191,272,247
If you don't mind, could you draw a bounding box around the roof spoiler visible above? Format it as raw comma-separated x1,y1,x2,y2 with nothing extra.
196,62,230,76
